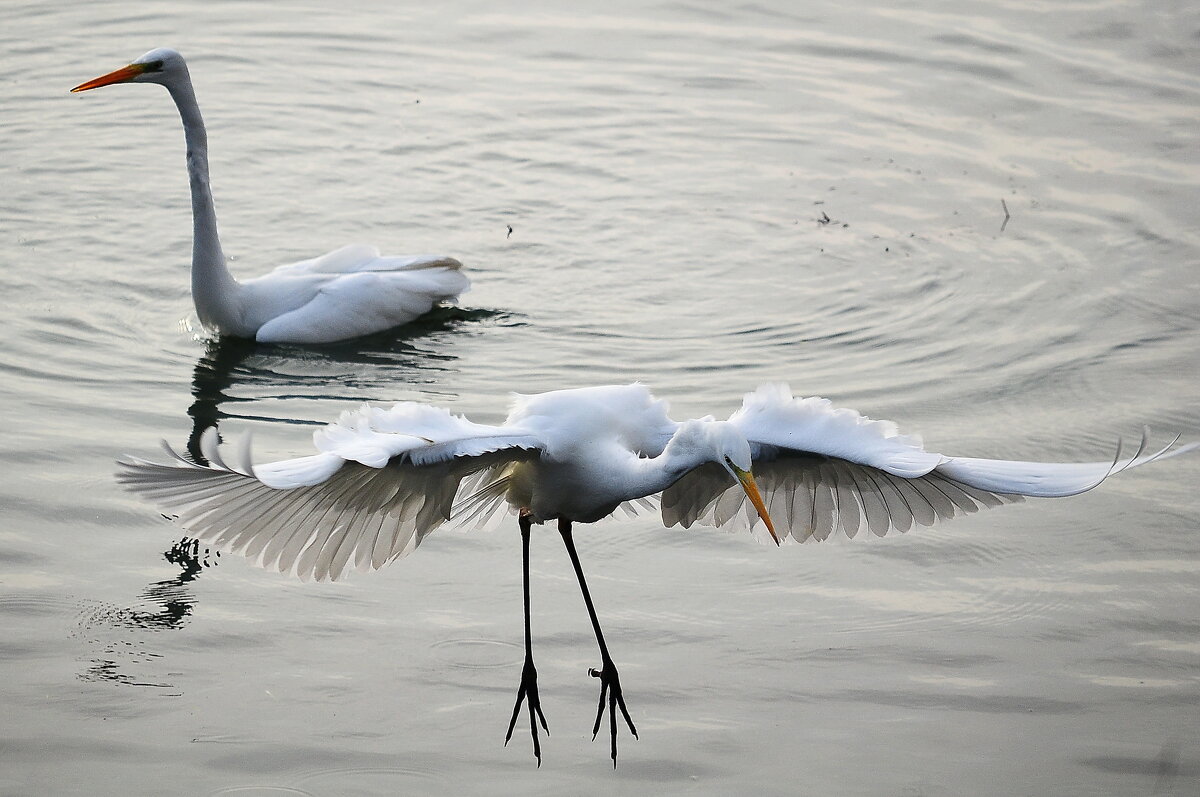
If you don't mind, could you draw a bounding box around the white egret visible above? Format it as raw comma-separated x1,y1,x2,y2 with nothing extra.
72,49,469,344
117,383,1195,765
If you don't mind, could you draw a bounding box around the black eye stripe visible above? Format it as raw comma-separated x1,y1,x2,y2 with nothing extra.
142,59,165,73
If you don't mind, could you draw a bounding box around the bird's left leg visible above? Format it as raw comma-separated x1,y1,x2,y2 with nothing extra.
505,512,549,765
558,518,638,767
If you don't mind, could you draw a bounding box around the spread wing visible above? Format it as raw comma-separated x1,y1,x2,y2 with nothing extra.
661,385,1194,542
118,405,541,582
660,454,1024,542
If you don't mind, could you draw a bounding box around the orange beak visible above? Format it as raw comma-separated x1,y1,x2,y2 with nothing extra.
732,465,780,545
71,63,148,93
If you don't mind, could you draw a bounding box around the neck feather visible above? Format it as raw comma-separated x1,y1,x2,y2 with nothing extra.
624,431,716,498
165,74,242,334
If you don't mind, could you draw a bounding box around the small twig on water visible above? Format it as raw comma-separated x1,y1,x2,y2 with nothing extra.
1000,198,1011,233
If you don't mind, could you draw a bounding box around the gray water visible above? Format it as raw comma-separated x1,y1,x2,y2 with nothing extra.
2,1,1199,794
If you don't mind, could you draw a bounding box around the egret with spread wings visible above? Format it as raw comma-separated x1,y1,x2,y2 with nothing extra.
72,49,469,344
117,383,1195,765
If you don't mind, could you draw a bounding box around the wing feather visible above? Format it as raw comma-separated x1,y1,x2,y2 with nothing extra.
262,490,330,572
791,468,817,540
729,384,944,477
117,429,541,581
811,464,838,541
893,475,943,527
873,471,918,533
831,461,862,539
659,453,1021,541
844,463,892,537
266,244,462,277
659,463,729,529
660,422,1191,543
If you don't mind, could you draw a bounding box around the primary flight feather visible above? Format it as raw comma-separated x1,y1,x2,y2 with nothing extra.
72,48,469,344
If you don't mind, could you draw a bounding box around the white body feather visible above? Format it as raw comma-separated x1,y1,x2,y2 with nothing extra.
238,245,469,344
117,383,1195,581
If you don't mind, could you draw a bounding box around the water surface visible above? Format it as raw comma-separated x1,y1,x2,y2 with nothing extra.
2,1,1198,794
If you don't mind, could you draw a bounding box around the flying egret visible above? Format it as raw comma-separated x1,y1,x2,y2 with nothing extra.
116,383,1195,765
72,48,469,344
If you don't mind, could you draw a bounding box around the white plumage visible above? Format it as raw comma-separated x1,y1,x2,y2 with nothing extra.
117,383,1194,583
72,48,468,343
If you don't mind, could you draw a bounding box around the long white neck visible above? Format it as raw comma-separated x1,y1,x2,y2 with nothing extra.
164,71,242,334
622,424,721,499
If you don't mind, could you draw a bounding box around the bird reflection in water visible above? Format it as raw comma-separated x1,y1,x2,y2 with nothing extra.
184,305,496,462
77,537,217,687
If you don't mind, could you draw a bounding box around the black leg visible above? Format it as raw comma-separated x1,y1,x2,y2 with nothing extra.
505,513,549,765
558,518,638,767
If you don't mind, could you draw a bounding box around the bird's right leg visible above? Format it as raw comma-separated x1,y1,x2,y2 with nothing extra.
558,518,638,767
505,512,549,765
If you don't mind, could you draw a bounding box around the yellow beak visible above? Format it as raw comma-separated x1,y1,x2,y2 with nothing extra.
71,63,148,93
732,465,780,546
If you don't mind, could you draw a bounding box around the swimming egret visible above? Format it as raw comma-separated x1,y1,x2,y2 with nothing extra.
72,48,469,344
117,383,1195,765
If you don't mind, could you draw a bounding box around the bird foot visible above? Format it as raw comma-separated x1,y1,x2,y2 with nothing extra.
505,655,549,766
589,658,638,767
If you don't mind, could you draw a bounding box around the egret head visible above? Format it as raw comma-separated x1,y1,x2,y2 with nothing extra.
681,421,780,545
71,48,188,93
